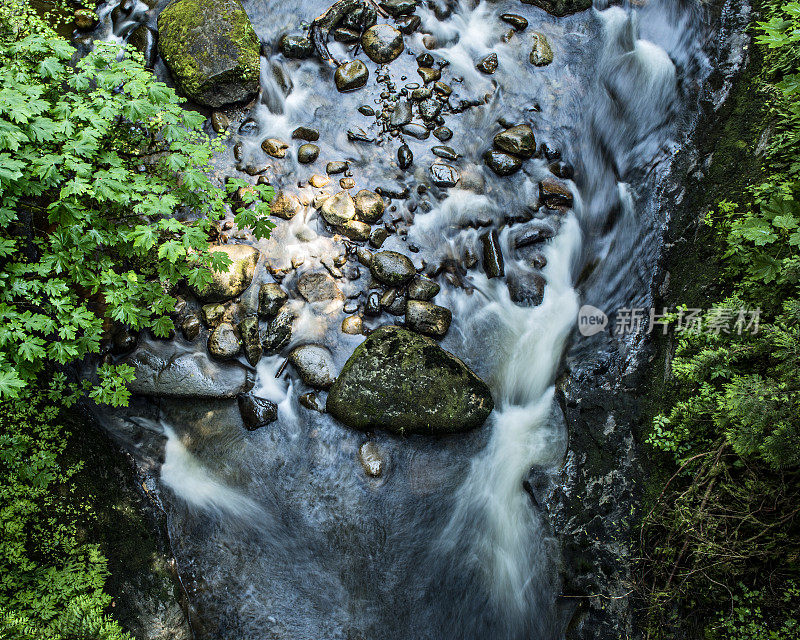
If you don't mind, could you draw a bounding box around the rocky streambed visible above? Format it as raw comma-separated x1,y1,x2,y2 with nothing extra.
70,0,751,638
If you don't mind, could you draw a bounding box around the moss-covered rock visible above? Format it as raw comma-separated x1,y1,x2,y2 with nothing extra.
157,0,260,107
326,325,493,435
191,244,259,302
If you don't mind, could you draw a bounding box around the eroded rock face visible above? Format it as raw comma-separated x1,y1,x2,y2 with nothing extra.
157,0,260,107
191,244,259,302
326,326,493,435
125,347,253,398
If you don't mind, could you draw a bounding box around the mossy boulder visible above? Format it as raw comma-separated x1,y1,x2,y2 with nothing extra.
157,0,260,107
326,325,494,435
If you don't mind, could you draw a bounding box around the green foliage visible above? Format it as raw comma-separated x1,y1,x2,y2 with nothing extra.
0,383,131,639
642,2,800,637
0,0,272,405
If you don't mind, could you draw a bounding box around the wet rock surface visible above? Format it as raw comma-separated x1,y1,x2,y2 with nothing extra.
157,0,259,107
289,344,337,389
327,326,494,434
370,251,416,286
191,244,259,302
238,393,278,430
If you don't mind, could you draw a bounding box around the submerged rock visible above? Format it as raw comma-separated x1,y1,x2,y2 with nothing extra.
477,52,498,74
297,271,343,302
335,60,369,92
539,177,573,208
192,244,259,302
520,0,592,17
289,344,336,389
481,229,505,278
359,441,384,477
326,326,493,435
530,32,554,66
181,314,201,340
125,348,252,398
507,271,546,307
280,34,314,59
362,24,404,63
238,393,278,430
157,0,260,107
370,251,416,286
297,143,320,163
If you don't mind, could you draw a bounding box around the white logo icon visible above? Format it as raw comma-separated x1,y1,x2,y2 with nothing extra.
577,305,608,337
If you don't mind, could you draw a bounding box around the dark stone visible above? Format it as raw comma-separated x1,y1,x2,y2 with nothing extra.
484,150,522,176
333,27,361,43
280,34,314,58
432,145,458,161
237,316,261,366
365,291,381,316
262,307,293,354
549,161,574,179
408,276,440,301
369,226,389,248
327,161,349,174
429,163,459,188
514,223,556,248
390,100,413,127
347,127,375,143
481,229,504,278
238,393,278,430
292,126,319,141
433,126,453,141
181,314,201,340
507,271,546,306
401,123,430,140
297,143,320,163
519,0,592,17
500,13,528,31
335,60,369,92
358,105,375,116
370,251,416,286
396,14,421,34
207,322,241,359
477,52,498,74
494,124,536,158
379,0,418,17
539,177,573,207
258,283,288,318
418,97,442,121
405,300,451,337
417,67,441,84
326,326,493,434
354,189,386,222
211,111,229,133
398,144,413,170
416,53,434,67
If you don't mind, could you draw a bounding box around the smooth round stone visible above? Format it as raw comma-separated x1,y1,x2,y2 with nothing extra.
354,189,386,223
433,81,452,96
292,126,319,141
238,394,278,430
335,60,369,92
369,225,389,248
408,276,440,301
418,97,442,121
477,52,498,74
298,143,320,163
484,150,522,176
370,251,415,286
405,300,452,338
262,138,288,158
320,191,357,226
309,174,331,188
432,145,458,161
500,13,528,31
401,123,430,140
433,126,453,142
411,87,432,101
530,32,554,66
358,105,375,116
211,111,229,133
429,163,459,188
289,345,336,389
398,144,413,170
342,220,371,242
340,177,356,189
362,24,404,64
390,100,413,127
326,161,349,174
342,315,363,335
494,124,536,158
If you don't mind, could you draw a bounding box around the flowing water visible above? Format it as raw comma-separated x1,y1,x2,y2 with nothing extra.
88,0,745,637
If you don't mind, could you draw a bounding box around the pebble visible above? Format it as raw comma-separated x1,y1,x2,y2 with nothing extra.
211,112,229,133
429,163,459,188
358,442,384,477
417,67,441,84
500,13,528,31
530,32,554,66
398,144,413,170
342,315,363,335
262,138,288,158
335,60,369,92
477,52,498,74
433,126,453,142
297,143,320,163
326,161,349,174
432,145,458,161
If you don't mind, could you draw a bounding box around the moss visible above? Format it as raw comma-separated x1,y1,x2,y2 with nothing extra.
157,0,259,105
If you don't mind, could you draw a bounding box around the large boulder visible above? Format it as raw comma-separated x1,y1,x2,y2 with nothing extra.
191,244,259,302
157,0,260,107
326,326,494,435
520,0,592,17
125,347,253,398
